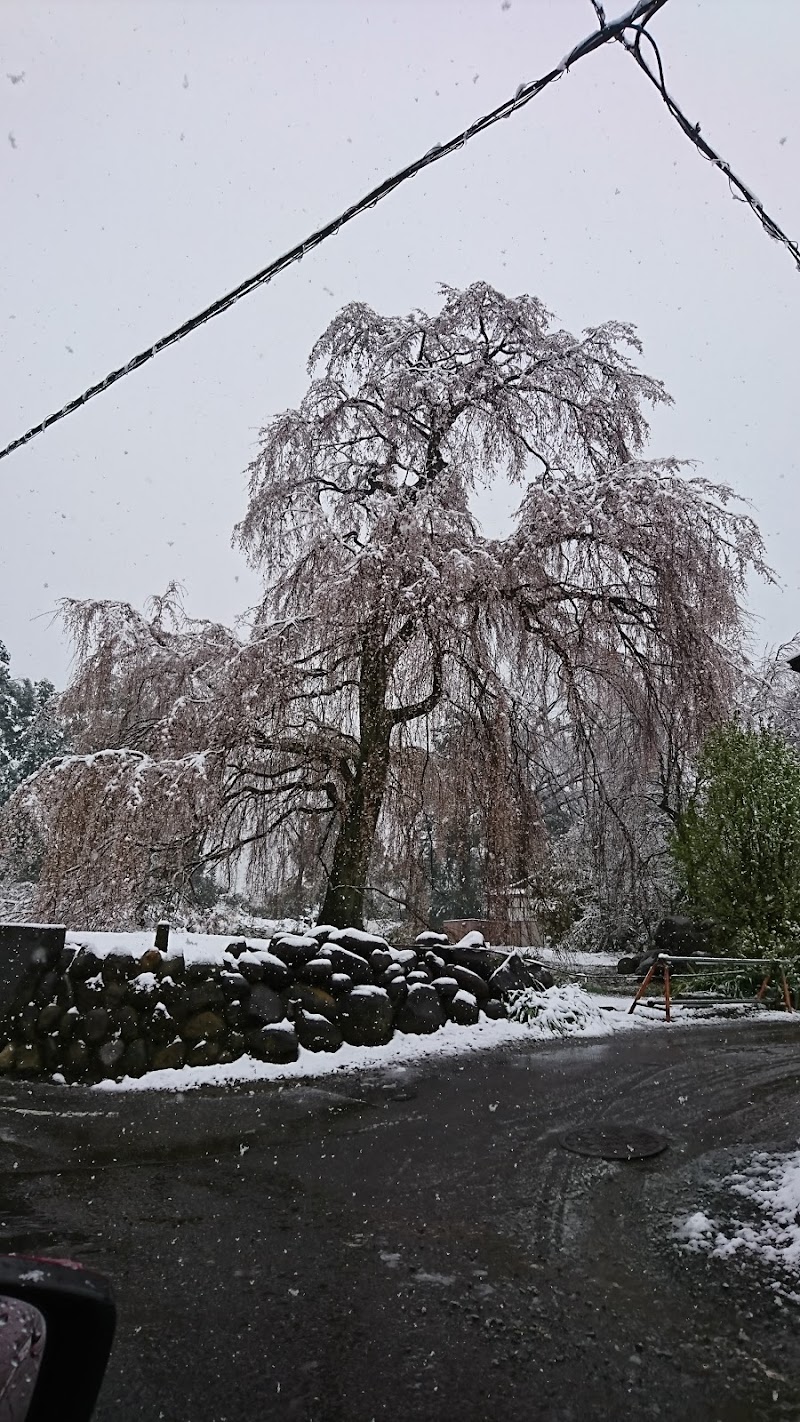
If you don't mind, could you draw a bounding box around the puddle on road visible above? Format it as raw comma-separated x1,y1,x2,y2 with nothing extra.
0,1108,113,1119
0,1182,95,1263
277,1086,369,1112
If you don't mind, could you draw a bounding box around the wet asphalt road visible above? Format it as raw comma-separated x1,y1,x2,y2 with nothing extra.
1,1019,800,1421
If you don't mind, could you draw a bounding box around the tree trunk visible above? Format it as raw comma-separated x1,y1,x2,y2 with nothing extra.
320,636,391,929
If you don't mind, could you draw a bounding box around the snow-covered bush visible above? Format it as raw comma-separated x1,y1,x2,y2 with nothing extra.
506,983,610,1035
541,792,677,956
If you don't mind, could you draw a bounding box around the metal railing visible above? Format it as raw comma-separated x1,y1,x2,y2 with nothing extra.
628,953,795,1023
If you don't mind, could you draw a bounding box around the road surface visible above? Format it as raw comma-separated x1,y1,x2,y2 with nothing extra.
1,1019,799,1420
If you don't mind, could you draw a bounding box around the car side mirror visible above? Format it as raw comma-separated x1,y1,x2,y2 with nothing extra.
0,1296,45,1420
0,1257,115,1422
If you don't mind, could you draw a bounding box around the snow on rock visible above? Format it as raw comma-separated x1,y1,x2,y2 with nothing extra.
339,984,393,1047
129,972,158,994
455,931,486,948
267,934,319,967
234,949,291,976
326,928,390,950
431,976,459,997
449,988,480,1026
388,948,417,967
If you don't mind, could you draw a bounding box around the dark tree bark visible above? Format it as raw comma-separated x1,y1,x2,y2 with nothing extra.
320,633,391,928
319,734,390,928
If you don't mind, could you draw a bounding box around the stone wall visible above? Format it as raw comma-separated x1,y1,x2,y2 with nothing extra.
0,926,552,1083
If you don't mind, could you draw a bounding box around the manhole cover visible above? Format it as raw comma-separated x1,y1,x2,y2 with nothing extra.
558,1126,668,1161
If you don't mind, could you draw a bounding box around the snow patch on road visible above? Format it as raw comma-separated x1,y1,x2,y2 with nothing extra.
674,1150,800,1290
673,1210,717,1249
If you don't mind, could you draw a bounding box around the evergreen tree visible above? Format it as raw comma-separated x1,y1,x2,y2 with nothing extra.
0,641,67,807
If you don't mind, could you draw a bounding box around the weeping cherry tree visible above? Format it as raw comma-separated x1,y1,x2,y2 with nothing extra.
0,283,767,928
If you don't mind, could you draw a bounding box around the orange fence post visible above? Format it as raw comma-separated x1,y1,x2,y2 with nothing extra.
628,961,658,1015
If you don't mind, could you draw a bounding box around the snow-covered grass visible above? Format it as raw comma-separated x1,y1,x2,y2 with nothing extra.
674,1151,800,1299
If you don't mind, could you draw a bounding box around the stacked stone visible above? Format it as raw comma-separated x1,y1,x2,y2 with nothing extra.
0,925,552,1083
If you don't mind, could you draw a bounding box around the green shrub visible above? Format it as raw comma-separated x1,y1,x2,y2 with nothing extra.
671,723,800,953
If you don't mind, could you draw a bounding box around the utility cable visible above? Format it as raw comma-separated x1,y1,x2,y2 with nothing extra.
590,0,800,272
0,0,666,465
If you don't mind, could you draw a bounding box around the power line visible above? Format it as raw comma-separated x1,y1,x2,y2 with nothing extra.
591,0,800,272
0,0,666,466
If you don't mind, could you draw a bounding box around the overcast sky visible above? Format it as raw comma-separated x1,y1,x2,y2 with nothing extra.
1,0,798,684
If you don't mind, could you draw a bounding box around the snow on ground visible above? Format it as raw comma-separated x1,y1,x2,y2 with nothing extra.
535,946,619,969
94,998,629,1094
67,928,620,970
65,928,288,966
674,1151,800,1299
93,1015,536,1093
92,987,797,1094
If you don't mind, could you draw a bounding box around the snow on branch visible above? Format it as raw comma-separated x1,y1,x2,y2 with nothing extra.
1,283,770,929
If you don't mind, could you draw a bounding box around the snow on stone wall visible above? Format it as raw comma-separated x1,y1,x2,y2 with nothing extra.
0,925,552,1084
